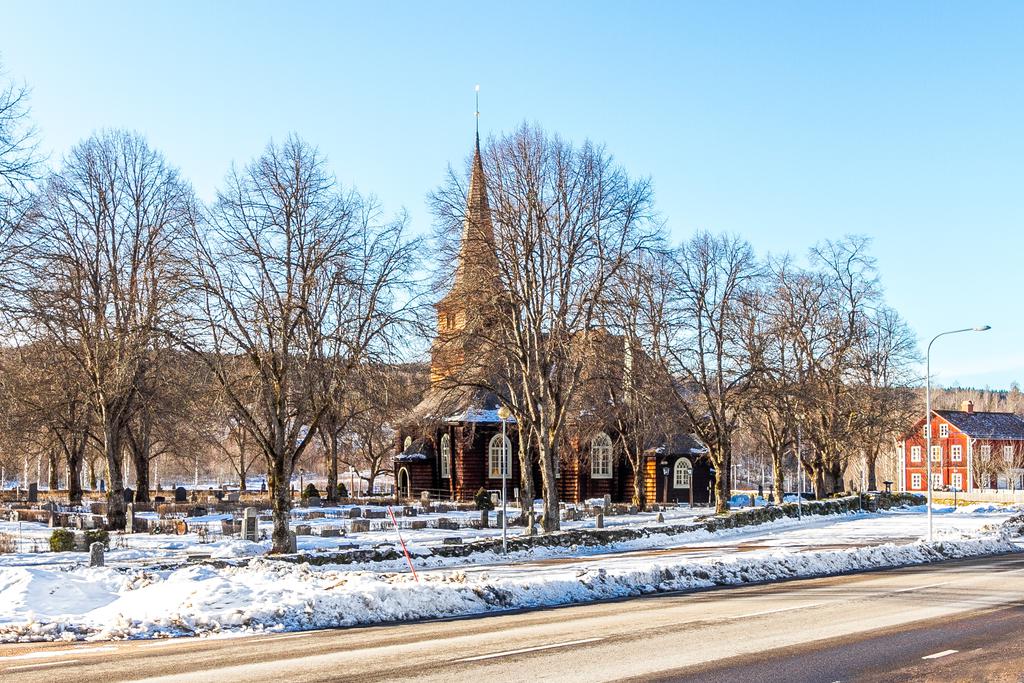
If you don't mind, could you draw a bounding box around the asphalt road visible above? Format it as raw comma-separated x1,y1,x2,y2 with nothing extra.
3,553,1024,683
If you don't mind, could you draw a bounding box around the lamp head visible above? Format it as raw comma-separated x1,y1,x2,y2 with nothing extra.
973,325,992,332
496,405,511,420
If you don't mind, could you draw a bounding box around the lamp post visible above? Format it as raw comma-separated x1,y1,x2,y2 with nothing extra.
925,326,990,542
497,405,512,555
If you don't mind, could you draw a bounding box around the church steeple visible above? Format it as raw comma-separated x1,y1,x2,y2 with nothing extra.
429,91,502,386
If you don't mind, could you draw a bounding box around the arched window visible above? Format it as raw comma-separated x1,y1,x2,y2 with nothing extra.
488,434,511,478
591,432,613,479
674,458,693,489
440,434,451,479
397,467,410,498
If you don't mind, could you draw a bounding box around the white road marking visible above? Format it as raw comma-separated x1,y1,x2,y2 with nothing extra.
246,632,315,644
139,639,199,649
734,603,827,619
0,645,115,661
922,649,958,660
6,659,81,671
890,580,956,594
457,637,604,662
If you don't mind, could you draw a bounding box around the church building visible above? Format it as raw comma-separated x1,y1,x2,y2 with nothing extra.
394,134,712,508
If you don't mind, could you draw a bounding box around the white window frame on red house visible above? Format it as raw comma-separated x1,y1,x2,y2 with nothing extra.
488,434,511,478
440,434,451,479
981,444,992,460
910,446,922,462
939,423,949,438
911,472,922,490
932,473,943,488
1004,445,1014,463
951,472,963,490
922,424,930,438
951,444,962,462
930,445,942,462
590,432,613,479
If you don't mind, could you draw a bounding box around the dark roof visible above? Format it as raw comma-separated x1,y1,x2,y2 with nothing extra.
649,433,709,456
935,410,1024,440
396,438,432,462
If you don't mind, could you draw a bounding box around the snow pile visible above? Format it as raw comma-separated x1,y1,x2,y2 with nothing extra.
0,535,1015,643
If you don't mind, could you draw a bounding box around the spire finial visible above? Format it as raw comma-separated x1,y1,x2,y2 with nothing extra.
474,84,480,140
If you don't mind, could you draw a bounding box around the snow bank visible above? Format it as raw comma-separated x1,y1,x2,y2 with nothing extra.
0,536,1015,643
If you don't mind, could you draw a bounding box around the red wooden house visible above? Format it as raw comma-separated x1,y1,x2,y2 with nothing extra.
900,401,1024,493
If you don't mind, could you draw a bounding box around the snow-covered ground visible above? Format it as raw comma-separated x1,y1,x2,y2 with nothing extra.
0,503,711,568
0,503,1019,643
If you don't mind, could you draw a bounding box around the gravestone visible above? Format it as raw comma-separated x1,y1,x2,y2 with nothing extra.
319,527,342,538
307,511,325,520
403,506,416,517
174,487,187,503
27,483,37,502
496,510,505,529
89,542,105,567
480,510,489,528
286,531,297,554
154,496,165,503
651,504,660,513
410,520,428,530
347,507,361,519
294,524,312,536
442,536,462,545
656,512,664,523
595,511,604,529
366,509,386,520
242,507,259,542
213,490,224,501
225,492,240,503
123,488,134,504
627,505,638,515
125,504,135,533
350,519,371,533
307,496,321,508
603,494,612,509
437,517,459,531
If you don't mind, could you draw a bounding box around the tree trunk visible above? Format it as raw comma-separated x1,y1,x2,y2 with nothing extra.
866,448,879,491
537,438,560,533
517,431,534,524
268,455,293,553
104,424,126,531
67,442,85,505
771,450,785,504
133,454,151,503
325,429,339,504
238,447,247,492
630,445,647,510
47,451,59,490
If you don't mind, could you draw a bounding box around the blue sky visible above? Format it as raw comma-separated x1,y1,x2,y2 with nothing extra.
2,1,1022,388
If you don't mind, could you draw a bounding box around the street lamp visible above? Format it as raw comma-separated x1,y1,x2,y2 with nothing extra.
925,326,991,542
497,404,512,555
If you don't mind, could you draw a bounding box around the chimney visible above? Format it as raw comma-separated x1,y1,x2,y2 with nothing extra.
962,400,974,414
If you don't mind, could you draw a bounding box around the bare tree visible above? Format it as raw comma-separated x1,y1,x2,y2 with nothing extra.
662,232,761,513
18,131,195,528
188,135,417,552
431,125,657,531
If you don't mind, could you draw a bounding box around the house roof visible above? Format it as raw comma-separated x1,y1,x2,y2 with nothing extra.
650,433,709,457
934,410,1024,440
